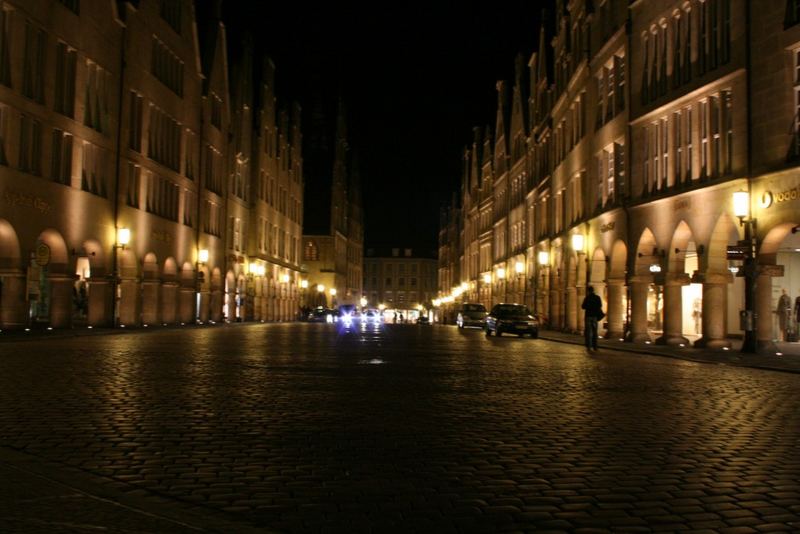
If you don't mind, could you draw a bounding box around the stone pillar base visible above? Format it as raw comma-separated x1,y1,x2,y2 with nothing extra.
694,337,732,349
628,332,652,344
656,334,690,346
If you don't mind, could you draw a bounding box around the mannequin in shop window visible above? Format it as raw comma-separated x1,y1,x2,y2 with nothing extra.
777,289,792,341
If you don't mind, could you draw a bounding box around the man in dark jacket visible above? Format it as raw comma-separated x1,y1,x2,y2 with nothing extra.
581,285,603,351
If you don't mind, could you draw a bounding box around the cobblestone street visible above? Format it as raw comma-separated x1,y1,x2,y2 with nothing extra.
1,322,800,532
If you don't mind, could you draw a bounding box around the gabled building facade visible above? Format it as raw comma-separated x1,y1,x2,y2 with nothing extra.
441,0,800,350
0,0,305,330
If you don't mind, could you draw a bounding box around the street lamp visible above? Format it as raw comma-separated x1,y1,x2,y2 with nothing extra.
571,233,585,253
113,227,131,327
733,190,757,353
535,250,550,322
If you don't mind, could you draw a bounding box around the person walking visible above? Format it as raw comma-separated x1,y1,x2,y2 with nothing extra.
581,286,604,351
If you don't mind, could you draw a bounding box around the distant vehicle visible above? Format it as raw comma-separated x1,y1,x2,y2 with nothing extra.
363,309,382,323
308,306,336,323
456,303,488,328
337,304,360,322
417,315,430,325
484,303,539,338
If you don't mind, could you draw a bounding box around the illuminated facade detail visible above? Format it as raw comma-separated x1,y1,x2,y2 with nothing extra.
0,0,304,330
364,248,437,321
441,0,800,349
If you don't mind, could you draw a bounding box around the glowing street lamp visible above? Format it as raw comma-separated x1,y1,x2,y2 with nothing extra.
198,249,209,264
300,280,308,289
317,284,325,293
360,296,368,308
571,233,585,253
515,261,524,274
538,250,550,266
116,227,131,248
483,273,492,284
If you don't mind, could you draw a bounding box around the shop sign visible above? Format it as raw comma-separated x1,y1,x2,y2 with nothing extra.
760,264,785,277
726,245,750,260
759,186,800,209
34,243,50,266
600,221,615,233
3,189,51,214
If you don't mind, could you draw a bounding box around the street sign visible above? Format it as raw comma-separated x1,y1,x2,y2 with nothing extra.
726,245,749,260
760,264,785,277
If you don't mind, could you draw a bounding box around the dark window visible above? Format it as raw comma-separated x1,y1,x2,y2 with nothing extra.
58,0,79,14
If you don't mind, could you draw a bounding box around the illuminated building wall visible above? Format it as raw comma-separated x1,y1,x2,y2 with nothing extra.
0,0,304,330
442,0,800,348
364,248,438,317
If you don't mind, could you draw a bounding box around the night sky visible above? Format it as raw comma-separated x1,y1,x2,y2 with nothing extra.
221,1,551,253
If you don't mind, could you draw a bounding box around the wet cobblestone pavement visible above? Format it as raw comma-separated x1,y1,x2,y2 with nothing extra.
1,322,799,532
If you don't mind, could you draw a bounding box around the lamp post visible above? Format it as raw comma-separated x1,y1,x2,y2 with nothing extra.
733,190,757,353
571,233,586,334
300,279,308,312
536,250,550,324
196,248,208,322
112,227,130,328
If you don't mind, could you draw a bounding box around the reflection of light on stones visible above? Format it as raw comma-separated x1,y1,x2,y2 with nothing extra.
358,358,385,365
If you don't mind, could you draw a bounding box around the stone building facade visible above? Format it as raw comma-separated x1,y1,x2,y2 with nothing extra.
440,0,800,349
365,248,437,322
0,0,304,330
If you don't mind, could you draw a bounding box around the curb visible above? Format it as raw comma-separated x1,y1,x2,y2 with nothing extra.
538,332,800,375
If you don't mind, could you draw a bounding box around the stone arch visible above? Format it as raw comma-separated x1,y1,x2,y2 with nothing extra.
0,218,21,270
180,261,195,284
609,240,627,279
163,257,178,282
36,228,69,273
80,239,106,278
119,248,138,278
211,267,223,291
143,252,159,281
667,220,695,274
140,252,160,325
758,222,800,264
590,247,607,285
159,257,179,324
706,213,739,273
634,228,659,276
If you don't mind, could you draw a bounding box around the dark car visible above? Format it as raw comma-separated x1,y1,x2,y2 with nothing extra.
485,303,539,338
417,315,430,325
456,303,488,328
308,306,336,323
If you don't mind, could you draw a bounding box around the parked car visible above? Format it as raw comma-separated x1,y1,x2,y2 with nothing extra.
417,315,430,325
456,303,488,328
484,303,539,338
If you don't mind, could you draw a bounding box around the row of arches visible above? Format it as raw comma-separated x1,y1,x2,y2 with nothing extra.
541,213,800,348
0,219,300,329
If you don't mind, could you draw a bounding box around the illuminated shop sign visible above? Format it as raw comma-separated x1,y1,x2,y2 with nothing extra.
759,186,800,208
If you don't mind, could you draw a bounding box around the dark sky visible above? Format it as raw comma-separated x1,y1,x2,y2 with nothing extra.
221,1,551,253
